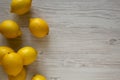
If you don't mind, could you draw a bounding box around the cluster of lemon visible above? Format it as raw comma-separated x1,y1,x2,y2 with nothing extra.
0,0,48,80
0,0,49,38
0,46,46,80
0,18,49,38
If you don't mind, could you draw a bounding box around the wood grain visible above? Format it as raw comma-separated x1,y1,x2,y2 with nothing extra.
0,0,120,80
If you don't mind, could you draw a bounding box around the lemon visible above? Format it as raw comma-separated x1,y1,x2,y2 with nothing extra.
0,46,14,65
0,20,22,38
29,18,49,38
32,74,46,80
1,52,23,76
11,0,32,15
8,67,26,80
17,46,37,65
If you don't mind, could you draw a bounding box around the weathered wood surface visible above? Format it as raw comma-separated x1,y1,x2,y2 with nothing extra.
0,0,120,80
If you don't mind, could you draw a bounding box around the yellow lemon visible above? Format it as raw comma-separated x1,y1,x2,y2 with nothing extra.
0,46,14,65
1,52,23,76
29,18,49,38
11,0,32,15
0,20,22,38
8,67,26,80
17,46,37,65
32,74,46,80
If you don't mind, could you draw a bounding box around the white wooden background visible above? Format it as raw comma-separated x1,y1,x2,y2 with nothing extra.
0,0,120,80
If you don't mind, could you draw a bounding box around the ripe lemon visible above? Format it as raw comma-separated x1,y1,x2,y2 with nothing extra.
8,67,26,80
11,0,32,15
0,20,22,38
32,74,46,80
17,46,37,65
29,18,49,38
0,46,14,65
1,52,23,76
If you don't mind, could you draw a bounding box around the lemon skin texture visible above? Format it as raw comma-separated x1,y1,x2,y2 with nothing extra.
11,0,32,15
17,46,37,65
8,67,26,80
1,52,23,76
0,20,22,38
32,74,46,80
0,46,14,65
29,18,49,38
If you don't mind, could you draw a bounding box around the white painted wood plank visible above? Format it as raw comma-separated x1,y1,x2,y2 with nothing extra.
0,0,120,80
